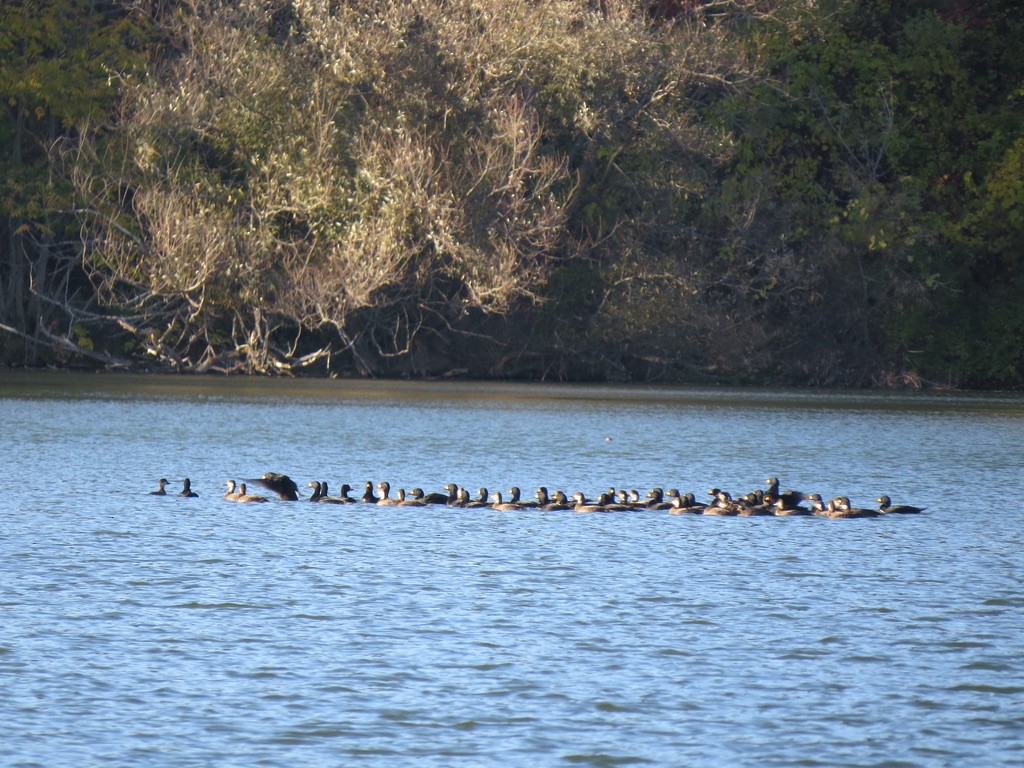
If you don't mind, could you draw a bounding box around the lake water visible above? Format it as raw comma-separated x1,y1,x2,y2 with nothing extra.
1,372,1023,767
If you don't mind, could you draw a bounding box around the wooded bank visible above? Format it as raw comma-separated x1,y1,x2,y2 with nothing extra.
2,0,1021,387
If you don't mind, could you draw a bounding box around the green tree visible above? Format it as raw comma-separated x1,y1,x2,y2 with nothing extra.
0,0,146,362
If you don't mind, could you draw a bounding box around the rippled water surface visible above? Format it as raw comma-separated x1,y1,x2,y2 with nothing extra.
2,372,1023,767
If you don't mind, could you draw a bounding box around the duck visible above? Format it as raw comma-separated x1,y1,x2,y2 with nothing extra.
396,488,427,507
876,495,925,514
816,497,879,519
547,490,573,510
644,488,674,510
149,478,169,496
235,482,270,503
702,489,737,516
736,495,774,516
318,481,356,504
813,498,842,518
836,496,881,518
464,487,490,508
667,494,701,514
680,491,701,508
535,486,551,506
307,481,324,501
178,478,199,498
599,492,632,512
765,477,805,509
490,491,523,511
773,495,812,516
248,472,298,500
668,492,702,514
440,483,461,506
409,486,454,504
376,481,400,506
224,480,243,501
807,494,827,515
571,491,609,513
507,487,538,508
361,481,379,504
734,490,774,515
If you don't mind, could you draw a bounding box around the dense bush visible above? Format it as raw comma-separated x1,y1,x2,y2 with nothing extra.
2,0,1021,386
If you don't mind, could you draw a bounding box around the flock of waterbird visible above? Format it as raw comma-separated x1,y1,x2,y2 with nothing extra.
149,473,924,519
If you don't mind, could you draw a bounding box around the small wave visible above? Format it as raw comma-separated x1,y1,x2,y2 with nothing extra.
983,597,1024,607
779,648,828,660
959,661,1013,672
595,701,636,713
172,601,268,609
949,683,1024,695
562,753,653,766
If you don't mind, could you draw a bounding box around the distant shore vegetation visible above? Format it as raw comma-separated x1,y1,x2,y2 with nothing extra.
1,0,1021,387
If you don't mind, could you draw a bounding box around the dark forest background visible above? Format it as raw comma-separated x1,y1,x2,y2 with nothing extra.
2,0,1021,386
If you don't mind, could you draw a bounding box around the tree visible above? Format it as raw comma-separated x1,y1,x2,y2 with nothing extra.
0,0,146,362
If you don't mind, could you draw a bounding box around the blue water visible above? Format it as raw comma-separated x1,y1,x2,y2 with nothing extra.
1,373,1023,766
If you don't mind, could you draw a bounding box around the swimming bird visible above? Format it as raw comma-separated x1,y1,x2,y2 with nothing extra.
178,478,198,498
773,497,812,516
644,488,675,510
224,480,243,500
836,496,881,518
536,487,571,510
736,495,774,516
702,489,737,516
307,481,324,501
361,481,379,504
876,495,925,514
377,481,400,506
338,483,358,503
507,487,538,508
807,494,827,515
490,491,523,511
546,490,572,510
235,482,269,503
615,490,635,509
443,484,463,505
442,483,462,505
464,487,490,508
765,477,805,509
571,491,609,513
396,488,426,507
599,492,632,512
316,481,354,504
816,497,879,519
249,472,298,500
679,492,701,509
149,478,169,496
667,494,701,514
409,486,454,504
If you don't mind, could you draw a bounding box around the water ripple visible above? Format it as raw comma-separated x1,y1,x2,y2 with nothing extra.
2,378,1024,766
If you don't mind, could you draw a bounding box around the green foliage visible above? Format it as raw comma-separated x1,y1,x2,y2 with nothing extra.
2,0,1021,385
709,0,1024,386
0,0,149,362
